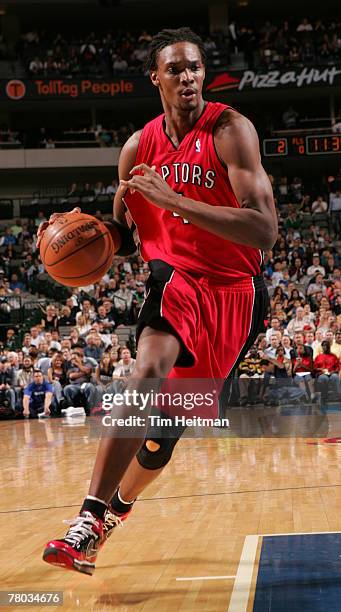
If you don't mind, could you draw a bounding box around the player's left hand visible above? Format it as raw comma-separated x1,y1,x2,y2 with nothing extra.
120,164,180,211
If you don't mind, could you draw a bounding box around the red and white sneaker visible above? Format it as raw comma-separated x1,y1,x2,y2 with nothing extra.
43,511,103,576
101,506,132,546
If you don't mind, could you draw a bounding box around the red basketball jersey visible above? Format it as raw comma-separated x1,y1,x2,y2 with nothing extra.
123,101,262,282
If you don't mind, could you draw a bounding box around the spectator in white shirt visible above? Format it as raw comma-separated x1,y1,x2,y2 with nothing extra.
281,334,292,359
311,196,328,214
307,273,327,296
265,317,282,344
307,254,325,277
106,179,119,196
296,18,313,31
286,306,306,338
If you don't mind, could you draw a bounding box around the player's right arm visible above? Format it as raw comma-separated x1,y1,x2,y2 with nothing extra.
105,130,142,254
113,130,142,225
36,130,142,251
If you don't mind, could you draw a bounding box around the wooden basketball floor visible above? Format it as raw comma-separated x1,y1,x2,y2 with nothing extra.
1,412,341,611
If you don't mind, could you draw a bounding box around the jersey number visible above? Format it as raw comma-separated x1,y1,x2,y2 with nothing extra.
172,212,190,224
172,192,190,224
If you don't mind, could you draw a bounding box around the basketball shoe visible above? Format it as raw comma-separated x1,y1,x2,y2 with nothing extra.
43,511,103,575
101,505,132,545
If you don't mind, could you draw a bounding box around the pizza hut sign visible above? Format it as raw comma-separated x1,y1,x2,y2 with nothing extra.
239,66,341,90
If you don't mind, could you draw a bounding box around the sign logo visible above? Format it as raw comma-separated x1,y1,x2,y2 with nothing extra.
206,72,240,92
195,138,201,152
6,80,26,100
206,66,341,93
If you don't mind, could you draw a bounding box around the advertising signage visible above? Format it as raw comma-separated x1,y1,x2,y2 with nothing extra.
2,65,341,102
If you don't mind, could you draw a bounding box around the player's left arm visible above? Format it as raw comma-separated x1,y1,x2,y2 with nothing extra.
173,112,277,249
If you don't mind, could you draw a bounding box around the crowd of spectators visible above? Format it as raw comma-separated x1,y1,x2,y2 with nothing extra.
12,17,341,80
237,171,341,406
0,169,341,417
0,123,135,150
230,17,341,69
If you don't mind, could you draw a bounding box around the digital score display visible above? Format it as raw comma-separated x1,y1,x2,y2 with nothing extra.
263,134,341,157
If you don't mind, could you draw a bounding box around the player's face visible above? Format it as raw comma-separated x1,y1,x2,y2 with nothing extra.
151,42,205,111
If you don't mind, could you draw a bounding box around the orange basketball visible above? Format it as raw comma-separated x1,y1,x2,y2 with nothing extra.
39,212,115,287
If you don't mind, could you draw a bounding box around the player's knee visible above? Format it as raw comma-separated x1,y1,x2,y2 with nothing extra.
136,438,175,470
134,361,169,380
145,440,160,452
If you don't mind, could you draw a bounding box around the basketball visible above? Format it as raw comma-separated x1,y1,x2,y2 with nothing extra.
39,212,115,287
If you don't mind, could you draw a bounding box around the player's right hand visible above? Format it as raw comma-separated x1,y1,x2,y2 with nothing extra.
36,207,81,248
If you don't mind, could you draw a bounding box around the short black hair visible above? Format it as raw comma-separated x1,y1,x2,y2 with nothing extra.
145,27,206,72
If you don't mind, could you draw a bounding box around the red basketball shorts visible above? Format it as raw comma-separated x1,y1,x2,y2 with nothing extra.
136,259,268,380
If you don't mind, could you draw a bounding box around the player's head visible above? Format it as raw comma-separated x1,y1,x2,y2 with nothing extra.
146,27,206,111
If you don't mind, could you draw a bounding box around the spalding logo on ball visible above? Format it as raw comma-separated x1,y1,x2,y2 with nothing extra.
39,212,115,287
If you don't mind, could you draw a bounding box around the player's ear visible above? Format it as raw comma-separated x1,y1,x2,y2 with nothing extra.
150,71,160,88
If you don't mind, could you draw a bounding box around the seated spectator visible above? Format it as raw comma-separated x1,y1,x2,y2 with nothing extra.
58,305,76,327
81,183,95,199
63,346,96,414
106,179,118,195
112,347,136,382
29,326,43,347
41,304,58,330
95,351,116,388
330,190,341,234
286,306,306,337
313,340,340,402
296,18,313,32
94,181,106,196
281,334,292,358
132,283,145,318
95,304,115,333
76,314,92,337
5,328,17,351
84,333,104,363
0,228,16,247
23,369,53,418
331,331,341,360
307,273,327,296
304,330,316,351
0,357,16,415
70,328,86,348
76,298,96,322
311,196,328,215
66,182,82,198
47,352,67,411
290,333,315,400
263,346,305,404
29,56,43,74
15,355,34,406
266,317,283,343
264,333,281,358
112,54,128,73
49,329,62,350
238,345,263,406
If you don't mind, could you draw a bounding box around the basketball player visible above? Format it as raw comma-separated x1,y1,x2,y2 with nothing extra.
41,28,277,574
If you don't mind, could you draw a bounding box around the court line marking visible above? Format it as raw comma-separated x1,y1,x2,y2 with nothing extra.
4,484,341,514
176,575,236,582
259,530,341,537
227,531,341,612
228,535,259,612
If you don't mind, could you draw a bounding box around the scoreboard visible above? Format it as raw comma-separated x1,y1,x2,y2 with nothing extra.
263,134,341,157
